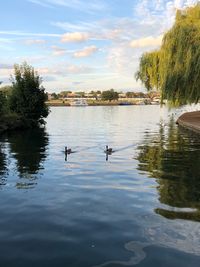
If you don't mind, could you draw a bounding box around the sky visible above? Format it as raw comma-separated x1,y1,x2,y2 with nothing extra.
0,0,199,93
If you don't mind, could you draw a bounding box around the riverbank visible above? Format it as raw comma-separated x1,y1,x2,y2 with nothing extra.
0,114,41,134
0,114,23,134
46,100,124,106
46,100,156,106
177,111,200,133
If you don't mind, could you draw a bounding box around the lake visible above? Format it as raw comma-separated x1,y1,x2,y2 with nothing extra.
0,105,200,267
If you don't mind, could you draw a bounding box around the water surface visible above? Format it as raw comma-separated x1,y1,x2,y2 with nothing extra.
0,105,200,267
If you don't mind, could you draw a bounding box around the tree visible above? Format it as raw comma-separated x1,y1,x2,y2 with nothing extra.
51,92,59,100
0,85,13,92
126,92,134,98
76,91,85,98
9,62,49,123
101,89,119,102
0,92,7,115
136,4,200,106
60,91,72,97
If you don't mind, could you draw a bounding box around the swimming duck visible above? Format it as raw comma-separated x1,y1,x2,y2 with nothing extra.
65,147,72,154
105,145,113,154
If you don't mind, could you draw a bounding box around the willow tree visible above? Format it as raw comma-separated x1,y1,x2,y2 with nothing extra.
136,4,200,106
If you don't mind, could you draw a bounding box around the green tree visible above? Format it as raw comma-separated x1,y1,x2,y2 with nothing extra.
60,91,72,97
76,91,85,98
51,92,59,100
101,89,119,102
126,92,134,98
0,85,13,95
136,4,200,106
0,92,7,115
9,62,49,123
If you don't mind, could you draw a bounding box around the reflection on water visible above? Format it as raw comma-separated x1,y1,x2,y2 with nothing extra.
0,127,49,189
0,106,200,267
137,117,200,221
0,142,7,185
94,241,149,267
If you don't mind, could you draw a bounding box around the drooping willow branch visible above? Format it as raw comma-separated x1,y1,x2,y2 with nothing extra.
136,4,200,106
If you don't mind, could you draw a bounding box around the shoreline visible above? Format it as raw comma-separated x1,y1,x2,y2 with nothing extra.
177,111,200,133
0,116,41,135
46,101,159,107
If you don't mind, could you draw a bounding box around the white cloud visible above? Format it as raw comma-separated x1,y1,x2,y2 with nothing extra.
28,0,53,8
0,63,13,69
66,64,92,74
36,64,93,76
174,0,184,8
52,46,67,56
130,35,163,48
25,39,46,45
52,19,133,41
36,67,62,75
28,0,107,13
0,68,13,77
0,30,60,37
107,41,140,76
73,46,98,58
173,0,198,9
61,32,89,43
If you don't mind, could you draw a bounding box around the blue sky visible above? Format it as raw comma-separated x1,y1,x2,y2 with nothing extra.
0,0,199,92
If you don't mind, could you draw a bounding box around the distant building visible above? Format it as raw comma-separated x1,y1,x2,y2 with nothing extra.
118,93,126,98
66,92,76,98
47,93,53,101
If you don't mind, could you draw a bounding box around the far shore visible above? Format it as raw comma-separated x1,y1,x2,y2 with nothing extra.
46,100,159,107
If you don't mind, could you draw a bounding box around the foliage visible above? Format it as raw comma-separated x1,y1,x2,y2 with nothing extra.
0,92,7,115
0,85,13,95
101,89,119,101
9,62,49,123
51,92,59,100
76,91,85,97
136,4,200,106
60,91,72,97
136,51,160,92
126,92,147,98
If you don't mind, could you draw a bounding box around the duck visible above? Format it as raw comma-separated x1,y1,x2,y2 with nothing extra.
105,145,113,154
65,146,72,154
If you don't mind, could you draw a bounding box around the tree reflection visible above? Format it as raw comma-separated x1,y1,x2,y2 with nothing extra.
137,118,200,221
7,127,49,188
0,142,7,186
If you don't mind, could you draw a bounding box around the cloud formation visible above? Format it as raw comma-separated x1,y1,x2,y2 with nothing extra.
1,0,199,91
25,39,46,45
66,64,92,74
52,46,67,56
28,0,107,13
61,32,89,43
73,46,98,58
130,35,163,48
0,63,13,69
